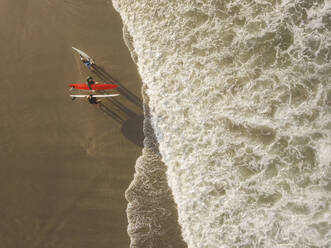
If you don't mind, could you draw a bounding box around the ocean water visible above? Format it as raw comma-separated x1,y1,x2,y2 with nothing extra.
112,0,331,247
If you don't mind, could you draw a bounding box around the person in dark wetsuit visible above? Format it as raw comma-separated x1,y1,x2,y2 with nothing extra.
87,95,100,104
86,76,95,90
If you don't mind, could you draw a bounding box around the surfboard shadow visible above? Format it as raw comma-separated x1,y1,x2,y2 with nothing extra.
92,65,143,109
99,103,124,123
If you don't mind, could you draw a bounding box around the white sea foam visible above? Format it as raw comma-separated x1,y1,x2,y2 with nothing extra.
113,0,331,247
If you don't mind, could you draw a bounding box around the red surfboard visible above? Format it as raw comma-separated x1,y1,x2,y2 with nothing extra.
69,83,118,90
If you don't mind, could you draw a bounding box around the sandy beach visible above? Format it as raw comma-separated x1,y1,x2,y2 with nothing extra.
0,0,143,247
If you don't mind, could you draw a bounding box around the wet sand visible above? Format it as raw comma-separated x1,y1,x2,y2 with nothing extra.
0,0,142,247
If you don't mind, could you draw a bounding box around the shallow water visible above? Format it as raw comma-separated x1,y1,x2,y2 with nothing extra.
113,0,331,247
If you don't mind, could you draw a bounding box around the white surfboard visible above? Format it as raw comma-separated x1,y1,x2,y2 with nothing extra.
70,94,120,98
72,47,94,63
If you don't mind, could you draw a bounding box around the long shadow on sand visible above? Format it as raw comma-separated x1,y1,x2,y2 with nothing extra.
92,66,144,147
92,65,143,109
99,99,144,148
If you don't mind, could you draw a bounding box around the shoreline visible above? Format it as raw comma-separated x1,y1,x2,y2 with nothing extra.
116,9,188,248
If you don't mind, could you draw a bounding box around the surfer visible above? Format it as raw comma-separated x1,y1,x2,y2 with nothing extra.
80,55,94,70
86,76,95,90
72,47,95,70
87,94,101,104
70,94,119,102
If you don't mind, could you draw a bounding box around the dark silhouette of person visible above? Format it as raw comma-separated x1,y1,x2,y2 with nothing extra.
86,76,95,90
87,94,101,104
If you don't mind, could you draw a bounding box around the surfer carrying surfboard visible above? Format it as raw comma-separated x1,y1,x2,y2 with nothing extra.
80,55,94,70
86,76,96,90
70,94,119,101
71,94,101,104
72,47,95,70
87,94,101,104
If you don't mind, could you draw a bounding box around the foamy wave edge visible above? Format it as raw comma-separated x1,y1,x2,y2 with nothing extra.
112,2,187,248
